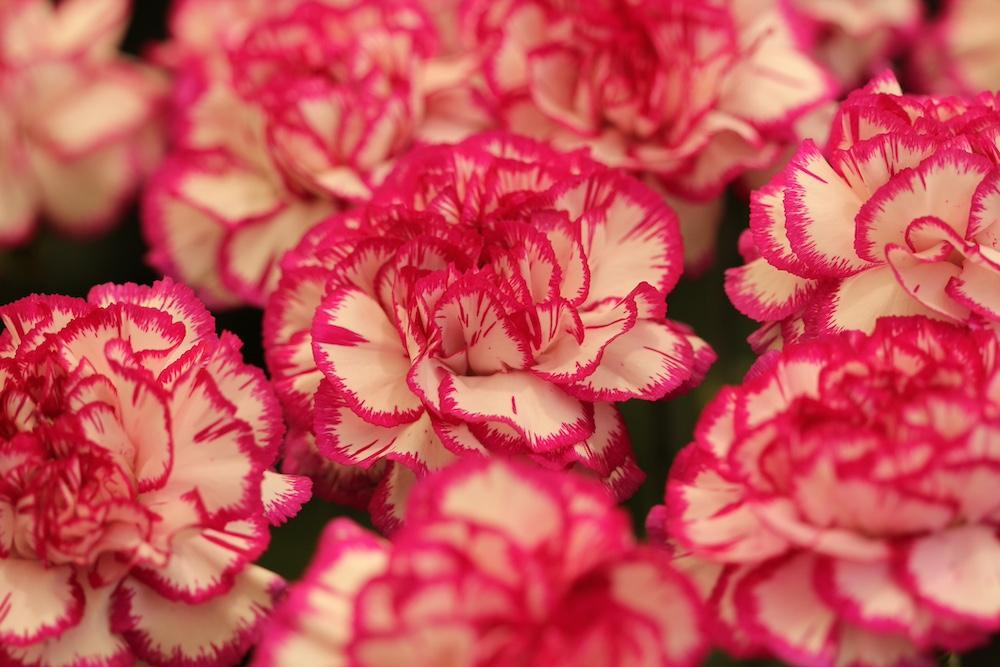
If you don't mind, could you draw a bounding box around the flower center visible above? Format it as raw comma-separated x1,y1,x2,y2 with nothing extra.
0,365,149,569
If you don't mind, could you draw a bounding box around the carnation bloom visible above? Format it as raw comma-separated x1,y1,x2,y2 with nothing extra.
726,72,1000,351
264,133,713,530
649,317,1000,667
144,0,485,308
461,0,831,200
0,0,165,245
254,458,708,667
0,279,310,667
912,0,1000,95
788,0,921,88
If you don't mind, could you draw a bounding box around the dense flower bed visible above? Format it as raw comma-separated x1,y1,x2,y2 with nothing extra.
3,2,1000,666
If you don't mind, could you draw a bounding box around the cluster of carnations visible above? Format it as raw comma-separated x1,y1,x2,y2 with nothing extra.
3,0,1000,666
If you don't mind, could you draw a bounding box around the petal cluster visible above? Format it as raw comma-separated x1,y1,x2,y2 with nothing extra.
727,72,1000,351
144,0,485,308
651,316,1000,666
0,0,165,245
254,458,707,667
462,0,832,200
0,279,309,667
264,133,713,530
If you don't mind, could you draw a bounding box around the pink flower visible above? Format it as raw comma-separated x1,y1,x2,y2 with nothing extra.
0,0,165,246
254,458,708,667
789,0,921,88
0,279,310,667
264,133,714,531
462,0,831,201
143,0,486,309
726,72,1000,352
649,317,1000,667
912,0,1000,95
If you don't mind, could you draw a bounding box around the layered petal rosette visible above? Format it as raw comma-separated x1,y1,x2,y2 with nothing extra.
461,0,832,200
254,458,708,667
727,72,1000,351
0,0,165,245
649,317,1000,667
912,0,1000,95
789,0,921,89
145,0,485,308
0,279,310,667
264,133,714,530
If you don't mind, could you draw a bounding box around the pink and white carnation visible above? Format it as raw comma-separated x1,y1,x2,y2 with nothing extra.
264,133,714,531
649,316,1000,667
0,0,165,245
726,71,1000,352
254,458,708,667
0,279,310,667
461,0,831,201
788,0,921,89
912,0,1000,96
144,0,485,308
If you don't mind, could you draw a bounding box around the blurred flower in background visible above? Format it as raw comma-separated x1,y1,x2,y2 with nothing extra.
913,0,1000,95
461,0,832,271
652,317,1000,667
789,0,922,89
254,458,708,667
0,280,309,667
0,0,165,246
143,0,487,309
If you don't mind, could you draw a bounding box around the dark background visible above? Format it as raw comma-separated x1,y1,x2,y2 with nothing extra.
0,1,993,665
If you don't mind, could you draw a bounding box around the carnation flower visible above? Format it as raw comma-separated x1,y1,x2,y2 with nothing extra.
264,133,713,530
0,0,165,245
726,72,1000,351
788,0,921,88
0,279,310,667
461,0,831,200
254,458,708,667
144,0,485,308
649,317,1000,666
912,0,1000,95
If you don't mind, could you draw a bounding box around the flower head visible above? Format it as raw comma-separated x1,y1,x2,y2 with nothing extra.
727,72,1000,351
650,317,1000,666
255,458,708,667
264,133,713,530
0,279,309,667
144,0,485,308
462,0,831,200
0,0,165,245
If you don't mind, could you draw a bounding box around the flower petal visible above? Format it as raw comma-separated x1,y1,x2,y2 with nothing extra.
113,565,282,667
261,471,312,526
0,562,82,646
566,321,696,402
736,553,838,667
806,266,943,335
725,258,819,322
783,141,869,277
1,582,129,667
312,286,421,427
132,520,269,604
439,370,594,451
903,525,1000,627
